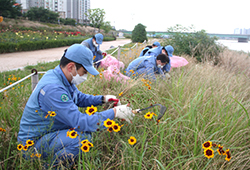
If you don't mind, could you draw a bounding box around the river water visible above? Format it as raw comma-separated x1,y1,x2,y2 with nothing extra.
216,40,250,53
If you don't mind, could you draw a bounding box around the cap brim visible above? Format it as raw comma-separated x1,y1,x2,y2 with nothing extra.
84,65,99,75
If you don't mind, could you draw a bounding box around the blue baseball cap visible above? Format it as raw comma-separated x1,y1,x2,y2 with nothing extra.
95,33,103,44
153,41,161,47
164,45,174,57
65,44,99,75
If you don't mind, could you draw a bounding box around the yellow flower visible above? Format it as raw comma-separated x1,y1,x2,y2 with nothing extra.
22,145,28,151
129,70,134,73
128,136,137,145
81,144,90,152
26,139,34,147
35,153,41,158
112,123,121,132
17,144,23,151
0,128,6,132
93,56,96,60
85,105,97,116
225,149,231,161
68,130,78,139
144,112,153,119
147,86,151,90
44,114,49,119
50,111,56,117
204,148,214,159
0,16,4,23
30,153,35,158
202,141,212,149
35,110,38,112
119,92,123,96
107,127,113,132
104,118,115,127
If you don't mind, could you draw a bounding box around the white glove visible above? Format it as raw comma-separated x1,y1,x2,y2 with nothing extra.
115,105,134,123
105,95,121,106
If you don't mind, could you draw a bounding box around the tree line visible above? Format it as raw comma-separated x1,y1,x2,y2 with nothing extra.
0,0,113,33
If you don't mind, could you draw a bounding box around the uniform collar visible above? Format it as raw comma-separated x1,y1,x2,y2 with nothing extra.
54,65,72,87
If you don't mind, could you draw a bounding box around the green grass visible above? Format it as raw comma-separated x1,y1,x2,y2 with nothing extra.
0,43,250,169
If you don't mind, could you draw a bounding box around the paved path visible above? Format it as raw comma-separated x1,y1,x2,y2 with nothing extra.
0,38,131,72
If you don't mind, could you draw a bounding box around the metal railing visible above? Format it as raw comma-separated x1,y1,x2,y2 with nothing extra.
0,40,149,93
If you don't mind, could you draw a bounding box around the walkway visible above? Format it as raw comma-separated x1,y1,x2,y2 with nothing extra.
0,38,131,72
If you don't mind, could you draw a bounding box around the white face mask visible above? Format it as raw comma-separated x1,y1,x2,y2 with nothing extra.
93,41,98,47
71,67,88,85
157,64,164,69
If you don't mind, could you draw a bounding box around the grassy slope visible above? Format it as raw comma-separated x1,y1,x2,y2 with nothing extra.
0,43,250,169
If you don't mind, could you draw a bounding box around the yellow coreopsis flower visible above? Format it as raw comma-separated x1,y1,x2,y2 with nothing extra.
68,130,78,139
85,105,97,116
112,123,121,132
202,141,212,149
204,148,214,159
144,112,153,119
104,118,115,127
81,144,90,152
128,136,137,145
50,111,57,117
17,144,23,151
26,139,34,147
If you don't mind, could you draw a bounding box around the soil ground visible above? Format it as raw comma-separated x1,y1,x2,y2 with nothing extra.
0,39,131,72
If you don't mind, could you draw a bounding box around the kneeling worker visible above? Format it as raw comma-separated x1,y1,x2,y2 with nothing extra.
17,44,134,167
125,54,169,81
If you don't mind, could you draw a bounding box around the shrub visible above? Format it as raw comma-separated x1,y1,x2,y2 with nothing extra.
163,25,223,64
131,23,148,43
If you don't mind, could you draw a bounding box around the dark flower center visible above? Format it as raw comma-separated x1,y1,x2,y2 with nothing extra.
83,146,88,150
107,121,112,125
113,125,118,130
71,132,76,136
89,108,94,113
204,142,210,148
206,149,212,156
130,139,134,142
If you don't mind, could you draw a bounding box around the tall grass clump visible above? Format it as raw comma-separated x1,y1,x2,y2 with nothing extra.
0,42,250,169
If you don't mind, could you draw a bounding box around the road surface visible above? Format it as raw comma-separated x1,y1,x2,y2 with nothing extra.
0,38,131,72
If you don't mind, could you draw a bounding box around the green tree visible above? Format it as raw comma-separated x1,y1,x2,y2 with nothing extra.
85,8,105,31
25,7,59,23
131,23,148,43
100,21,112,34
0,0,22,18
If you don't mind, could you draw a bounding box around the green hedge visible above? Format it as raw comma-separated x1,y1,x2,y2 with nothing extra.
0,36,116,53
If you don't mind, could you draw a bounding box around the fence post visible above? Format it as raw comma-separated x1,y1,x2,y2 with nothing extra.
129,48,132,59
117,45,121,68
31,69,38,91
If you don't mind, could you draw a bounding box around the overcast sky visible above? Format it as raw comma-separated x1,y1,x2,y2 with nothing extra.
91,0,250,34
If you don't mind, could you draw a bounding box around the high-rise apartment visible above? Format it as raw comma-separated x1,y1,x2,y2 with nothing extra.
18,0,90,24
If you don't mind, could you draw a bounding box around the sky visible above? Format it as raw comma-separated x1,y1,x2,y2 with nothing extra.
91,0,250,34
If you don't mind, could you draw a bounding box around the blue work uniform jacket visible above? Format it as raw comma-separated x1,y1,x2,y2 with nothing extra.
18,65,114,143
125,56,164,81
144,46,171,73
138,46,152,57
81,38,103,67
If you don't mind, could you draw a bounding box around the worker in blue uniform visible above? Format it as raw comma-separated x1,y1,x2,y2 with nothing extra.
125,54,169,81
144,45,174,73
138,41,161,57
81,33,106,68
17,44,134,167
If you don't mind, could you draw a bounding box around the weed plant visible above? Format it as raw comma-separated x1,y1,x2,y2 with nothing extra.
0,43,250,169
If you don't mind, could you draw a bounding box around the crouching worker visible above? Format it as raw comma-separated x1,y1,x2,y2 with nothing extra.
125,54,169,81
81,33,106,68
17,44,134,168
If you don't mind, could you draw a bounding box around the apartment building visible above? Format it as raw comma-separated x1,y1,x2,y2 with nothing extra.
18,0,90,24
